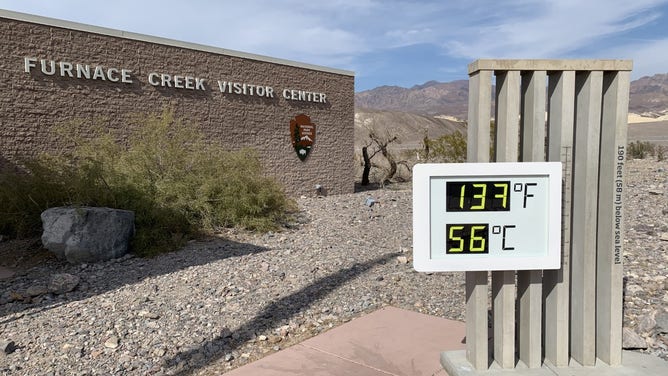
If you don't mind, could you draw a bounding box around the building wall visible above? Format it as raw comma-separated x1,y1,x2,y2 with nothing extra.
0,11,355,195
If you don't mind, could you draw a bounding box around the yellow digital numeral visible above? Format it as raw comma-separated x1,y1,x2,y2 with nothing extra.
448,225,464,252
494,183,508,208
459,184,466,209
469,225,486,252
470,183,486,210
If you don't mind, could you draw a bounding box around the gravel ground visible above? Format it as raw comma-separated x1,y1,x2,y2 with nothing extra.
0,158,666,375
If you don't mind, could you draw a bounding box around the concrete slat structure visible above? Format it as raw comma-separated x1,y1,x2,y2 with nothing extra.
492,70,521,369
456,59,632,372
543,70,575,367
465,69,493,371
596,71,630,366
571,70,605,366
518,69,547,369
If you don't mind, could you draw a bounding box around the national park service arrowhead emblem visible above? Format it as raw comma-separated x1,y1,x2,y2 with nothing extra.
290,114,316,161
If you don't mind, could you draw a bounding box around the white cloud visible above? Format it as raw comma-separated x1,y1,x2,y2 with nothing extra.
2,0,668,84
599,38,668,77
445,0,668,59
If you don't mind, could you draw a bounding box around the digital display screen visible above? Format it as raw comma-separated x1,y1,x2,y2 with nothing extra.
446,181,510,211
446,223,489,254
412,162,562,272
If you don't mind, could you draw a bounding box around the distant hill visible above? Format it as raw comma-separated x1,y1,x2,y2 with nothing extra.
354,108,466,153
629,73,668,118
353,108,467,182
355,80,469,120
353,74,668,184
356,73,668,120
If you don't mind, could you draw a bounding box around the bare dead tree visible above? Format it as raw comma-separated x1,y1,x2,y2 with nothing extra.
361,144,375,186
361,130,398,186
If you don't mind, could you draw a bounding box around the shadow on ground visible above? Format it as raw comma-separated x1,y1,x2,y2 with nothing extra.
162,251,400,375
0,237,269,323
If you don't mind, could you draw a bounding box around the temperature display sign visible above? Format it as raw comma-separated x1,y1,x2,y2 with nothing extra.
446,181,510,212
413,162,562,272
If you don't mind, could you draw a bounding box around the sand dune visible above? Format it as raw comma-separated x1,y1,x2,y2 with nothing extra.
628,113,668,123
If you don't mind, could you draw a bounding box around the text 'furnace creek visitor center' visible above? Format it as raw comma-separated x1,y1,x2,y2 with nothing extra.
0,10,355,196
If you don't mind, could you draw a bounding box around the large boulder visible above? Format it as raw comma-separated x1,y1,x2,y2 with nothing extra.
41,207,134,263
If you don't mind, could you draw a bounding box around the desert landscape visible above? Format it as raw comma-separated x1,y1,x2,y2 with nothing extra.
1,73,667,374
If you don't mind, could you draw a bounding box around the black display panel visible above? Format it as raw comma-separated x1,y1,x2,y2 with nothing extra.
446,181,511,212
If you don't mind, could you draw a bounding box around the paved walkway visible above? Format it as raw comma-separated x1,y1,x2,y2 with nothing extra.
225,306,668,376
225,306,467,376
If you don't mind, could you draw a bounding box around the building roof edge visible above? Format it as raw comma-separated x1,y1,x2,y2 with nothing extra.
0,9,355,77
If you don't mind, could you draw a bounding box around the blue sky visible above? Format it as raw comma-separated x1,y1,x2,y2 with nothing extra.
2,0,668,91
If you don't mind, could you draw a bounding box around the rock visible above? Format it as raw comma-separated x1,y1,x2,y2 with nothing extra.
638,314,657,334
25,285,48,297
6,292,23,303
1,340,16,355
104,336,120,349
656,311,668,334
41,207,135,263
397,256,408,264
224,353,234,362
268,335,282,344
61,343,83,358
138,310,160,319
48,273,80,294
660,233,668,242
622,327,647,349
220,327,233,338
365,197,379,207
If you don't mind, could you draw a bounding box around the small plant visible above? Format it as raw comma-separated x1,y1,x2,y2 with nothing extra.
627,141,655,159
418,131,467,163
0,109,295,257
656,145,666,161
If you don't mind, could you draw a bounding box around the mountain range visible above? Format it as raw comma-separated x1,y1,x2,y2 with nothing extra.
355,73,668,120
629,73,668,117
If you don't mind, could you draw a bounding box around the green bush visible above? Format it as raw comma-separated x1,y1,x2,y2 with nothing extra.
420,131,467,163
627,141,655,159
0,109,295,256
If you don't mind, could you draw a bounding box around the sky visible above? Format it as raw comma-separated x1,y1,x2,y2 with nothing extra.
2,0,668,92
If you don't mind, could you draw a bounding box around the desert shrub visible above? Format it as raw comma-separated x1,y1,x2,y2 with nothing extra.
627,141,655,159
0,109,295,256
656,145,666,161
419,131,467,163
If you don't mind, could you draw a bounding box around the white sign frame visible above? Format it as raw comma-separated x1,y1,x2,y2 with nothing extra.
413,162,562,272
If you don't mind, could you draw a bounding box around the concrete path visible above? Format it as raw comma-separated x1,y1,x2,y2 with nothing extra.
225,306,467,376
226,306,668,376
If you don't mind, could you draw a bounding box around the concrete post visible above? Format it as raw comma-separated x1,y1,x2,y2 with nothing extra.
492,70,520,369
570,71,603,366
543,71,575,367
517,70,546,368
465,69,492,370
596,71,630,365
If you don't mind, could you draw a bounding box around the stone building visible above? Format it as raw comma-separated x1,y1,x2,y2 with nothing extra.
0,10,355,195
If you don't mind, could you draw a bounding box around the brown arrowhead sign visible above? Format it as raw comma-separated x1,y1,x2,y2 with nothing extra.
290,114,316,161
